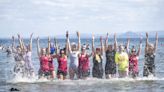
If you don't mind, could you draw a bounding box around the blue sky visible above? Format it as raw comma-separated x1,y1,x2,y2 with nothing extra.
0,0,164,38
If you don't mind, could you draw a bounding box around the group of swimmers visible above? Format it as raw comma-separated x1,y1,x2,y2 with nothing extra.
8,31,158,80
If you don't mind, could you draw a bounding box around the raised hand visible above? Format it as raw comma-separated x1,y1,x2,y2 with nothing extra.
30,33,33,38
77,31,80,37
146,32,148,38
66,31,69,38
156,32,158,39
92,33,95,40
114,33,116,39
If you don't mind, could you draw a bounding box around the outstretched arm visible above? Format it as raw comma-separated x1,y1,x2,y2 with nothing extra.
100,36,104,55
29,33,33,52
77,31,81,51
66,31,72,53
114,33,117,51
154,32,158,53
137,37,142,56
104,33,109,52
37,37,40,57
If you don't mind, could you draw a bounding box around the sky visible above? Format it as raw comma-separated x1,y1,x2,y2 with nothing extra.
0,0,164,38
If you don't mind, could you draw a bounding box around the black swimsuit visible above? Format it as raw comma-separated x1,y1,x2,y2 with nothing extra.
105,50,116,75
92,54,103,78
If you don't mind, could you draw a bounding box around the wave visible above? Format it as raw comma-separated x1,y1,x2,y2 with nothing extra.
6,76,164,85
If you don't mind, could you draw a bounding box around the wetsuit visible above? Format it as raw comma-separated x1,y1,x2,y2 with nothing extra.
78,54,90,78
92,54,103,78
57,56,67,77
105,50,116,75
143,53,156,77
129,55,139,78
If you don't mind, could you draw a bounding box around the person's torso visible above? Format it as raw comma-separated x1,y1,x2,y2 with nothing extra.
145,53,155,65
129,55,138,71
79,54,89,70
106,50,115,63
70,51,79,67
40,56,49,71
93,54,103,67
58,56,67,71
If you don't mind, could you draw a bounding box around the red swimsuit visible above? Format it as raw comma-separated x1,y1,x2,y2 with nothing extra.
40,56,49,72
58,56,67,73
79,54,89,72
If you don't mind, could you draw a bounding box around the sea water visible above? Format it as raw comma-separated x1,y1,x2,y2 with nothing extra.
0,38,164,92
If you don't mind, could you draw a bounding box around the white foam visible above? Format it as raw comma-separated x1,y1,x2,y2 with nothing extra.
7,76,164,85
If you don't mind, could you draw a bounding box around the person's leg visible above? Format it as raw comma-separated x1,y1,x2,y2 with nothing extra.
69,68,75,80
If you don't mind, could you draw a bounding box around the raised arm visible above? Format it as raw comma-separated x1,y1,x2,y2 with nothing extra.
126,36,130,52
154,32,158,53
47,37,51,55
145,32,149,54
92,33,95,53
12,36,15,48
137,37,142,56
66,31,72,53
54,37,58,54
29,33,33,51
114,33,117,51
104,33,109,51
77,31,81,51
17,34,23,50
100,36,104,55
37,37,41,57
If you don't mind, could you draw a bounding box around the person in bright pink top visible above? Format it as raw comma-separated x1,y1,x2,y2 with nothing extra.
78,44,92,79
129,37,142,78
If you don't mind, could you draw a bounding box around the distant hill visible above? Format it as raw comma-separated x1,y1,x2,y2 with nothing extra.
51,31,164,39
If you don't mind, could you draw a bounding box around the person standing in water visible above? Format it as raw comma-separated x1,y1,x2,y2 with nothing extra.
37,37,51,80
129,37,142,78
78,44,92,79
115,37,129,78
11,35,25,77
92,34,104,79
143,32,158,77
66,31,81,80
104,33,117,79
18,33,35,78
51,38,68,80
